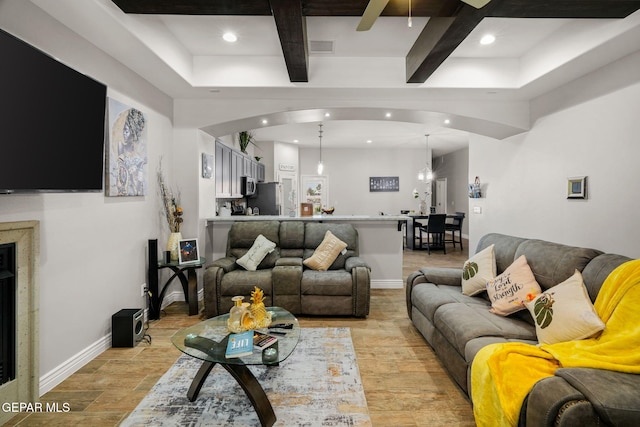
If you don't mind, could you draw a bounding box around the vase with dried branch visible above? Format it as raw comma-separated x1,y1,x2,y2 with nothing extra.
158,164,183,261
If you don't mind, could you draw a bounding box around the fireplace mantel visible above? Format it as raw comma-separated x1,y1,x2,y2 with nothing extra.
0,221,39,425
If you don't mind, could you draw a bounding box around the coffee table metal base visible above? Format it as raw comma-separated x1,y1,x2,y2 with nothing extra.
185,337,276,427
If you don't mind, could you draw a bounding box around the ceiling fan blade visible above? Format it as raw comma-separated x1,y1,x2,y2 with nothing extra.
461,0,492,8
356,0,390,31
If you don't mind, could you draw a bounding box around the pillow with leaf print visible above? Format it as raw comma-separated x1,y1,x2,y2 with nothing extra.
461,244,496,296
524,270,604,345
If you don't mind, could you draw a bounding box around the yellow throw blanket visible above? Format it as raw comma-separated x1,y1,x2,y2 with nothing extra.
471,259,640,427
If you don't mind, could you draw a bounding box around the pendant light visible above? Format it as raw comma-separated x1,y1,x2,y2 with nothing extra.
408,0,412,28
417,134,433,182
317,123,324,175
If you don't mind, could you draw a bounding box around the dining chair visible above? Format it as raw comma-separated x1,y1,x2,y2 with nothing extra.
418,214,447,254
445,212,465,250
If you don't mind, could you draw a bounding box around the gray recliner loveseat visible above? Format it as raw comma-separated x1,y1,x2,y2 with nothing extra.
204,220,371,318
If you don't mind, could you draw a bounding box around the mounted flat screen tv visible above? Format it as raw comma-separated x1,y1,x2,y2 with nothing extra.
0,28,107,193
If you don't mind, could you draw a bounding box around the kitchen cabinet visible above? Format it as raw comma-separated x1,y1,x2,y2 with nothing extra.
256,163,265,182
215,142,232,197
215,140,266,197
231,151,244,197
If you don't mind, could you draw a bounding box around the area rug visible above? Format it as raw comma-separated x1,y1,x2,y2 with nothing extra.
121,327,371,426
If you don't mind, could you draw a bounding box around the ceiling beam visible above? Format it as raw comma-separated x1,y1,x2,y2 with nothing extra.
490,0,640,18
406,1,498,83
405,0,640,83
270,0,309,82
110,0,273,15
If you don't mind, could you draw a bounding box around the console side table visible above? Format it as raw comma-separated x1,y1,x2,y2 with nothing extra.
147,239,203,319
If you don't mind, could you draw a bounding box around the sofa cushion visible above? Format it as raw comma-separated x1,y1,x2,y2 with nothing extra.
303,230,348,271
434,302,537,356
524,270,604,345
487,255,541,316
236,234,276,271
411,283,489,323
303,223,358,269
476,233,527,274
515,239,602,291
301,270,353,296
220,269,273,298
462,244,496,296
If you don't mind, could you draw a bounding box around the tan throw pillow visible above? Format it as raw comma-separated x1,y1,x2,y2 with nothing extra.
524,270,605,345
461,244,497,296
486,255,541,316
303,230,348,271
236,234,276,271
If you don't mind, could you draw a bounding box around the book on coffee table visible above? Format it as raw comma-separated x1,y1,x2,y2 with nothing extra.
253,331,278,350
225,331,253,358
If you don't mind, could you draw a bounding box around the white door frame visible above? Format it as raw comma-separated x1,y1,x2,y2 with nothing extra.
435,177,447,214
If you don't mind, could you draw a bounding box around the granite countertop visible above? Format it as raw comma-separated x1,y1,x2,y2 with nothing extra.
207,214,409,222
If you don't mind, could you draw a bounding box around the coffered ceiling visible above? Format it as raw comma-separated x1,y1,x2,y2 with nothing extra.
110,0,640,83
23,0,640,152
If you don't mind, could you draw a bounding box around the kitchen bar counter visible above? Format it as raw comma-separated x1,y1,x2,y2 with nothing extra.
205,215,407,288
206,214,408,222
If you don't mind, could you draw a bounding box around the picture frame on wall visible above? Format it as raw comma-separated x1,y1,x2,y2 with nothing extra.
178,238,199,264
301,175,329,213
567,176,587,199
202,153,213,179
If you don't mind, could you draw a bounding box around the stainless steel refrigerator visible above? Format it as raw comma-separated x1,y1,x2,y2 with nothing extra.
249,182,280,215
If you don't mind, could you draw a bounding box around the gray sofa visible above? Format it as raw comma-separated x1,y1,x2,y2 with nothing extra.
204,220,370,318
406,233,639,426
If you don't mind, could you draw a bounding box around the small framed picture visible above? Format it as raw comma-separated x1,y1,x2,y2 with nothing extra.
567,176,587,199
178,238,199,264
202,153,213,179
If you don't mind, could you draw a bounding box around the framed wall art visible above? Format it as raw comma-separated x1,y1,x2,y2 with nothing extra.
567,176,587,199
106,98,148,196
369,176,399,192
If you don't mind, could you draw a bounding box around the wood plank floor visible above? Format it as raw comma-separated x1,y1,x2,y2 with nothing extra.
7,241,475,426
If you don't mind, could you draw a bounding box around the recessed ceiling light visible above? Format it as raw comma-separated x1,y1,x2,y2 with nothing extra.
293,139,299,143
324,112,331,117
385,112,392,118
223,32,237,42
480,34,495,45
444,119,451,125
261,119,268,125
366,140,373,144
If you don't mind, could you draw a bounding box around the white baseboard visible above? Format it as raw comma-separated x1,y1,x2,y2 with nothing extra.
371,279,403,289
39,334,111,396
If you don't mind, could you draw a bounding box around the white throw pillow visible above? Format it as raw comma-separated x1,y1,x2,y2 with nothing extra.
461,244,497,296
236,234,276,271
486,255,541,316
525,270,605,345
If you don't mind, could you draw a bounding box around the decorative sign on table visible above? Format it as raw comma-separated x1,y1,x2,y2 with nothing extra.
369,176,399,192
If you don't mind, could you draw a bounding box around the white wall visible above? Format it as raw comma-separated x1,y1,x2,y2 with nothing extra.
298,147,432,215
468,52,640,257
0,1,174,393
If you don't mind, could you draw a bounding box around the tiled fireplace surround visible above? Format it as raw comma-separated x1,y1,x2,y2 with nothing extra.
0,221,39,425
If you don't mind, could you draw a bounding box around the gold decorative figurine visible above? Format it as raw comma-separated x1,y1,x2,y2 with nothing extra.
227,287,272,333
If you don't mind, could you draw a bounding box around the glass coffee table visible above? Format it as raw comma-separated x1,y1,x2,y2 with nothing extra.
171,307,300,427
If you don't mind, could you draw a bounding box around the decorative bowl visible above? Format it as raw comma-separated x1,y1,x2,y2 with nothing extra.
321,207,335,215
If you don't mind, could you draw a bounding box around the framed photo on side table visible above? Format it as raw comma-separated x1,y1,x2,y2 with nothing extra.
178,238,199,264
567,176,587,199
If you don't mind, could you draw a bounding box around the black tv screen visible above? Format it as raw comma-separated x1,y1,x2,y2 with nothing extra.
0,28,107,193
